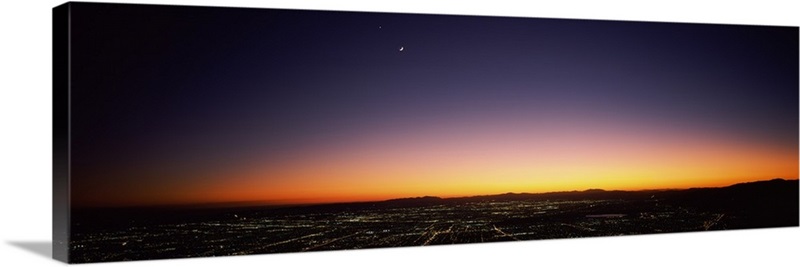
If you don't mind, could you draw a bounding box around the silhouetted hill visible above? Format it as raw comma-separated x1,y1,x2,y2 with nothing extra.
283,179,798,210
656,179,799,228
446,189,651,203
381,196,444,207
382,178,797,204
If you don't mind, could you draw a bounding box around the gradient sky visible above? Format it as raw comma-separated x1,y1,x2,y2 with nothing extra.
68,3,798,207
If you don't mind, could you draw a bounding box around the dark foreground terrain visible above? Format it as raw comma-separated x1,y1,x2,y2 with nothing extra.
70,179,798,263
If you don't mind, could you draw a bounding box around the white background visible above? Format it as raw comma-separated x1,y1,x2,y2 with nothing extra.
1,0,798,266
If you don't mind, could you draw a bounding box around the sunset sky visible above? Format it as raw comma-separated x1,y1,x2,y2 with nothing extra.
68,4,798,207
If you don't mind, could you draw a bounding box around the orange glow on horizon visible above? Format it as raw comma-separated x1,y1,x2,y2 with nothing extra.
73,116,799,208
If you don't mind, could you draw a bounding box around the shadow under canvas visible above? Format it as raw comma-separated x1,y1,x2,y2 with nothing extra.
7,241,52,259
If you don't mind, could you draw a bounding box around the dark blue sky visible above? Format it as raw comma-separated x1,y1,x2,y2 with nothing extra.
67,3,798,206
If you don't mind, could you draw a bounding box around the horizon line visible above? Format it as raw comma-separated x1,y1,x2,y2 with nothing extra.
72,178,798,210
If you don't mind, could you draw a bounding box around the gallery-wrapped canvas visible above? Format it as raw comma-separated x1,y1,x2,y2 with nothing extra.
53,2,799,263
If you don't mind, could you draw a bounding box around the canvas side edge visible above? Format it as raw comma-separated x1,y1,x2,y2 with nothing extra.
53,2,71,263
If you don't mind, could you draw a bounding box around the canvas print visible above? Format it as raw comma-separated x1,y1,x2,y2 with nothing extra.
53,2,799,263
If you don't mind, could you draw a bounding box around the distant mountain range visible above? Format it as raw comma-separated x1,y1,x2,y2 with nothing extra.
288,178,797,213
382,178,797,204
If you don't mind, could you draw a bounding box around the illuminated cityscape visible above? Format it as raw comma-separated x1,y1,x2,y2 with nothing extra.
70,179,798,262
